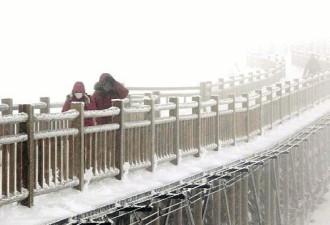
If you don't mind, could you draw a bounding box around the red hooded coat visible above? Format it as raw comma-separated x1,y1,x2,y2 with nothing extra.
62,81,96,126
92,73,129,124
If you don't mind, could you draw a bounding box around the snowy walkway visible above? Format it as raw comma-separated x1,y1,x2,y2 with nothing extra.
0,98,330,224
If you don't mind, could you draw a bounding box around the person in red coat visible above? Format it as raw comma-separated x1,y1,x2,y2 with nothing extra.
62,81,96,126
92,73,129,125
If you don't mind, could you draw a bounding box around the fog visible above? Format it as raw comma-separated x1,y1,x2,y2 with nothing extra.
1,0,329,103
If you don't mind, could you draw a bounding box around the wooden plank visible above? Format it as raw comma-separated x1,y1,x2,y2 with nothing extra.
19,104,35,207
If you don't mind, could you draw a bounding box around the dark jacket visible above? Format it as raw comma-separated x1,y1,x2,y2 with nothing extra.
62,81,96,126
303,55,321,78
92,73,129,125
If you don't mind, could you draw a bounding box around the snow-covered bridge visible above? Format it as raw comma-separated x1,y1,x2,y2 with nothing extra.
1,46,330,224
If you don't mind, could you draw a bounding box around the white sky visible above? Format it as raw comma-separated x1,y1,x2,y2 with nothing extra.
1,0,330,103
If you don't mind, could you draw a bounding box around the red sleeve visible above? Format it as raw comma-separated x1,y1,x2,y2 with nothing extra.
115,82,129,99
92,92,101,110
62,100,71,112
85,95,97,110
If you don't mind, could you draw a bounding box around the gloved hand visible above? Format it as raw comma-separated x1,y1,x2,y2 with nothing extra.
84,94,91,105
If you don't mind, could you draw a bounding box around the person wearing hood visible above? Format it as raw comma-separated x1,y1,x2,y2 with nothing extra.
303,54,321,78
92,73,129,125
62,81,96,126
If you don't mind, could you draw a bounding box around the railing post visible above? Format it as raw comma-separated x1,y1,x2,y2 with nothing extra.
255,90,263,135
144,98,156,171
303,81,308,110
112,100,125,179
206,80,212,99
152,91,161,117
229,95,236,145
211,95,220,151
1,98,13,115
285,81,292,118
40,97,51,130
242,94,250,142
218,78,224,99
169,97,180,165
19,104,35,207
317,73,321,104
40,97,50,113
1,98,14,134
294,79,300,116
230,77,235,97
71,102,85,190
200,82,207,101
266,87,274,129
276,83,283,124
256,70,261,90
192,96,201,157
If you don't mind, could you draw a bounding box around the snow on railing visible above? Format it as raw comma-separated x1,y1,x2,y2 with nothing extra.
179,101,198,109
34,109,79,122
124,105,151,114
84,107,120,118
0,104,9,112
34,128,79,140
0,113,28,125
0,133,28,145
84,124,120,133
154,103,176,111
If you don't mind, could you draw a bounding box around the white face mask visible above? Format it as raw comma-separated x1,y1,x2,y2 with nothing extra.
74,93,83,99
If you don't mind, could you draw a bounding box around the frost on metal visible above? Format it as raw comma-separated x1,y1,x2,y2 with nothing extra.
154,103,176,111
155,116,176,125
84,107,120,118
124,120,151,129
124,105,151,114
0,104,9,112
179,114,198,121
34,110,79,122
0,134,28,145
84,124,120,134
0,113,28,125
201,99,217,107
34,128,78,140
179,101,198,109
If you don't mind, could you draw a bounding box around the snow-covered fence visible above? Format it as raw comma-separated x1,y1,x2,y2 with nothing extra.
1,71,330,208
291,45,330,70
211,59,285,99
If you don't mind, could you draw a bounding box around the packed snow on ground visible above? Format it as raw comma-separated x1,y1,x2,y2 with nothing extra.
1,99,330,225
